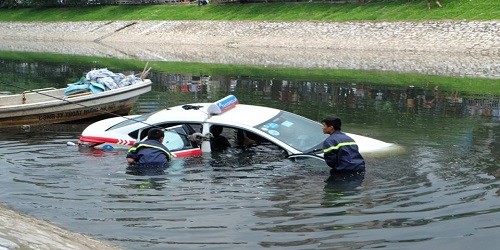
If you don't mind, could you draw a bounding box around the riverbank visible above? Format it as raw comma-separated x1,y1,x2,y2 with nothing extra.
0,18,498,249
0,20,499,78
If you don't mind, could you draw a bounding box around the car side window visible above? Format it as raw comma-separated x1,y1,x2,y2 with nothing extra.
163,125,196,151
162,131,185,151
135,123,202,151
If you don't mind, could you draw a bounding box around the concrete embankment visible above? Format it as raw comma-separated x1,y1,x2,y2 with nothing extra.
0,203,121,249
0,155,119,249
0,20,498,78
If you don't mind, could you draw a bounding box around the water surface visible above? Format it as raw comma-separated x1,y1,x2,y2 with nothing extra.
0,60,499,249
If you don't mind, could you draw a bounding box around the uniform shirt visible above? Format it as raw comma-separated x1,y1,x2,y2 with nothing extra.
323,130,365,173
126,139,172,168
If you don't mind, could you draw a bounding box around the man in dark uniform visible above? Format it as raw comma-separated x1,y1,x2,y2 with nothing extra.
321,117,365,175
126,128,173,169
210,125,231,151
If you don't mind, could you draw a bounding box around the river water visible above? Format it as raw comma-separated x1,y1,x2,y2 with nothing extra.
0,60,499,249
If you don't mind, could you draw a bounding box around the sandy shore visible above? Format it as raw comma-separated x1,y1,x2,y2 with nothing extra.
0,20,499,78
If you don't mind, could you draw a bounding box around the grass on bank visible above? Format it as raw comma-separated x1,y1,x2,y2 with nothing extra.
0,51,498,96
0,1,498,22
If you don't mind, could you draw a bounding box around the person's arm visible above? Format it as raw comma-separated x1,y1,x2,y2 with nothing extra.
243,136,257,146
126,143,140,165
188,132,204,147
323,141,338,168
237,130,260,146
323,152,338,169
126,157,136,164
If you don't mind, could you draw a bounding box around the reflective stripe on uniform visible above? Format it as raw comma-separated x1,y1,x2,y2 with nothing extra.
323,142,357,153
129,143,173,160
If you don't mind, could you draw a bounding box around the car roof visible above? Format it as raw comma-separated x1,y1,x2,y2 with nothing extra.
146,102,281,128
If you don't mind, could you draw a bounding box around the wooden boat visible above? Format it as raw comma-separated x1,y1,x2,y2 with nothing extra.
0,79,152,127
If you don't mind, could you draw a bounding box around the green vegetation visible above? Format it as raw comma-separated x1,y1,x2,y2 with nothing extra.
1,51,497,95
0,1,498,22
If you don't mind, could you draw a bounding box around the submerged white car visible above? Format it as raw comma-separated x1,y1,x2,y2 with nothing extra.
78,95,402,159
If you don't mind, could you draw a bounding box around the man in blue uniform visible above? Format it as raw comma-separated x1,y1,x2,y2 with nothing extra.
210,125,231,151
321,117,365,175
126,128,173,169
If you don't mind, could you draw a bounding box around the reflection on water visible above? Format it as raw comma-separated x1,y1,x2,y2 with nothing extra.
1,60,499,120
0,60,499,249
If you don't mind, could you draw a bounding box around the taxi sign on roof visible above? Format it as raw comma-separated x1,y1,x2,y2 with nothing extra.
207,95,239,115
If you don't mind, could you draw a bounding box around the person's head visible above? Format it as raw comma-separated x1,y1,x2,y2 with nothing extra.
210,125,223,136
321,117,341,134
148,128,164,142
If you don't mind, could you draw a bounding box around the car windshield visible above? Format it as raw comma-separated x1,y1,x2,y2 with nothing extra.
255,111,327,152
106,112,157,131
